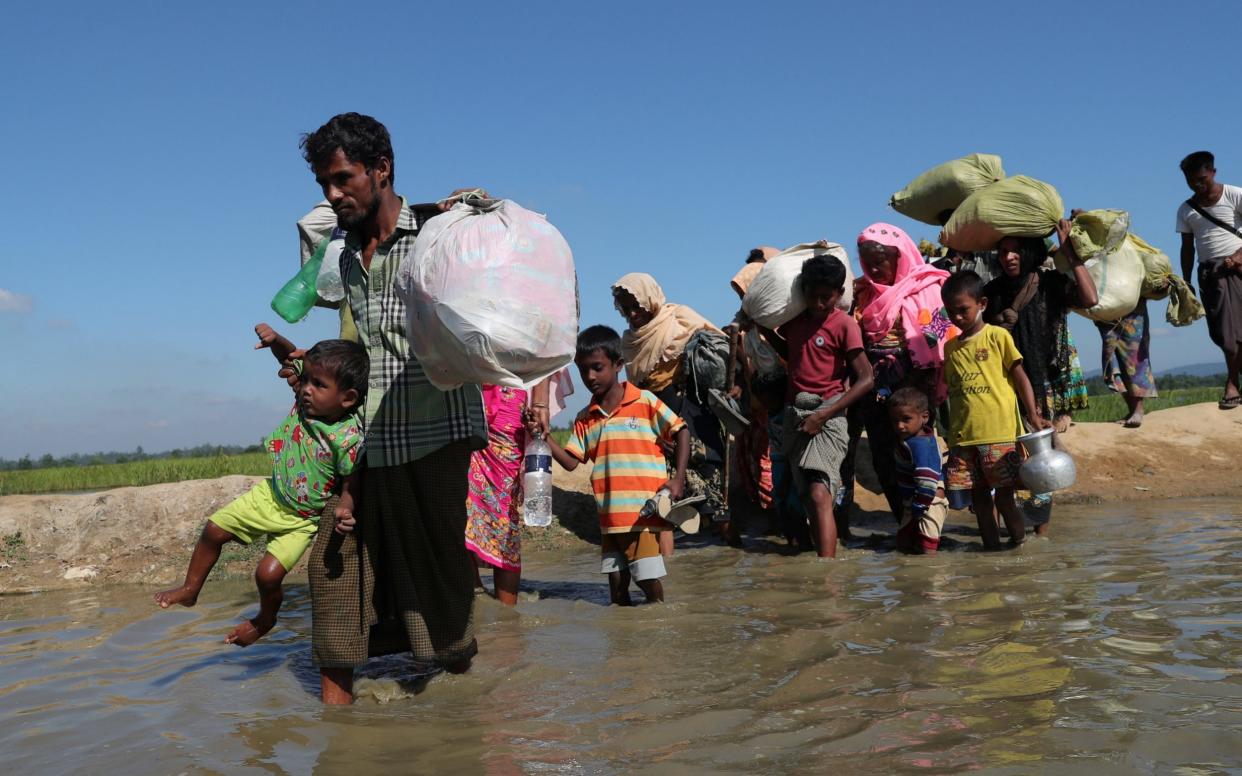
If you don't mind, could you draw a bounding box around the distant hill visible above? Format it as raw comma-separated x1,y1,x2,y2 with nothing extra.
1158,362,1227,378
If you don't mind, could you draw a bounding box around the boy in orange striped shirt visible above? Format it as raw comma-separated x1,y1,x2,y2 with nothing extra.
541,325,690,605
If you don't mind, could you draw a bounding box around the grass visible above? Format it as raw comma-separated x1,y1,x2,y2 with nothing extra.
2,532,27,562
0,453,271,496
0,389,1220,498
1074,386,1223,423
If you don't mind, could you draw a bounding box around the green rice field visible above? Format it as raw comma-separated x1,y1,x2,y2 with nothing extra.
0,453,270,497
0,394,1220,497
1072,387,1222,423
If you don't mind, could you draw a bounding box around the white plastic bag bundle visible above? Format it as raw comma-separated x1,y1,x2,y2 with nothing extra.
396,199,578,390
1056,238,1144,323
741,241,854,329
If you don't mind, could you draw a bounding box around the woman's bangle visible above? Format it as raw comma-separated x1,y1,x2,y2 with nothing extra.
531,403,548,409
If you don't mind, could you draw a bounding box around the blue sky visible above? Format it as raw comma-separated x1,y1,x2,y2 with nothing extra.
1,1,1238,458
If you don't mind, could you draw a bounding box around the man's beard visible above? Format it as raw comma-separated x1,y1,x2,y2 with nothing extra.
338,177,381,230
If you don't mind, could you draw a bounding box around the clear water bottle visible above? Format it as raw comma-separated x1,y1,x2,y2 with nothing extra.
522,435,553,527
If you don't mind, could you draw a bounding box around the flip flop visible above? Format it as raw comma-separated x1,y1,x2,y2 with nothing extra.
707,389,750,436
663,494,707,534
1219,395,1242,410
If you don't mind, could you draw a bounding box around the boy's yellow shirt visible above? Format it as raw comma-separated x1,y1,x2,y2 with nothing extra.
943,324,1027,447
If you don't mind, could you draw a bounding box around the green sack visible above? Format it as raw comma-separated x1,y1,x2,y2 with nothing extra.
1066,209,1130,262
1123,232,1175,300
890,153,1006,226
941,176,1064,252
1165,275,1205,327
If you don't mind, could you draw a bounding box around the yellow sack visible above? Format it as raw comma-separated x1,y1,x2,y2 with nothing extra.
1067,209,1130,261
1166,276,1205,327
890,154,1006,226
1125,232,1174,300
941,176,1064,252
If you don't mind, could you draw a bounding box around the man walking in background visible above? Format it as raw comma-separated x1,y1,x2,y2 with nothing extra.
1177,151,1242,409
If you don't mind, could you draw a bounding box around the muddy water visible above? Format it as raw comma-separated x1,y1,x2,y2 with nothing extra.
5,500,1242,774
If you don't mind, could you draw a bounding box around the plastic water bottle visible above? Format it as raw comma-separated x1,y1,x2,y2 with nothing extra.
522,436,553,527
271,238,327,323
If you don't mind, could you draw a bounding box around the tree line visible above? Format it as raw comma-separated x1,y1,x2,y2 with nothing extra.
0,442,265,472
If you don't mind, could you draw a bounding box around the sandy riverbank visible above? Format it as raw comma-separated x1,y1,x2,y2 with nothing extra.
2,403,1240,594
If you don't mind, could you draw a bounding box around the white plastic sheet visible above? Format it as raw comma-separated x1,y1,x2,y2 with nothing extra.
396,199,578,390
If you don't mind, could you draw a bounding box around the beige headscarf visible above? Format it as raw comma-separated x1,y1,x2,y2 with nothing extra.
612,273,720,388
731,262,764,298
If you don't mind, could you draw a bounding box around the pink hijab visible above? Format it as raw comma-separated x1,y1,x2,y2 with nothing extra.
854,223,952,370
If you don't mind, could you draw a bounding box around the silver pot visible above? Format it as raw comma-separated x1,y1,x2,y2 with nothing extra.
1016,428,1076,492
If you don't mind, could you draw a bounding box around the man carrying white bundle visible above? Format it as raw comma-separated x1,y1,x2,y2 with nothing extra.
296,112,488,704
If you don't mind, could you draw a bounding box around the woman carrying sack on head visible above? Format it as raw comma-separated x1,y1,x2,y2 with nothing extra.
612,273,738,549
982,225,1098,536
849,223,956,521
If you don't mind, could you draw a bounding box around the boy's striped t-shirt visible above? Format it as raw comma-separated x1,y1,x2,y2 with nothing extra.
564,382,686,534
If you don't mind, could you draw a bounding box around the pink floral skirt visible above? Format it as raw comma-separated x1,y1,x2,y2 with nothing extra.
465,385,527,572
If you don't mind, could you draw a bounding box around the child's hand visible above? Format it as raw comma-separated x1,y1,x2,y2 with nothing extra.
1029,414,1053,431
279,348,306,389
521,407,545,438
255,323,282,351
799,410,829,436
662,475,686,502
334,505,357,534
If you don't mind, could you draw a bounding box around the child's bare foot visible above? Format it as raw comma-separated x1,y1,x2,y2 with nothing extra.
1123,410,1144,428
224,618,273,647
154,586,199,609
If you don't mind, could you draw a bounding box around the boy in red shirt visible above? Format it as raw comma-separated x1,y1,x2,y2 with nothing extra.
760,256,875,557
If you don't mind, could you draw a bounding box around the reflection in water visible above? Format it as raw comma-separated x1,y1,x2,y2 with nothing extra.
5,500,1242,773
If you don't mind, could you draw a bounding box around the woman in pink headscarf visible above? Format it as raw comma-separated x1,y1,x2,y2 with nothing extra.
847,222,956,520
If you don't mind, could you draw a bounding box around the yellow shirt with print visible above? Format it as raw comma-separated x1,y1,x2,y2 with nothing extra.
944,324,1026,447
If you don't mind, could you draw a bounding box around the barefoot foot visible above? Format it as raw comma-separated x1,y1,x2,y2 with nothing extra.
154,586,199,609
224,618,273,647
443,657,472,674
1123,410,1143,428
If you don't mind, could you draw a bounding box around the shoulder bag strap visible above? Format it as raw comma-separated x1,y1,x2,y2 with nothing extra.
1186,197,1242,239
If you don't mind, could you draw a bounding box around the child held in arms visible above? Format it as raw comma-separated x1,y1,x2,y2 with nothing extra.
536,325,690,605
154,325,364,645
940,272,1050,550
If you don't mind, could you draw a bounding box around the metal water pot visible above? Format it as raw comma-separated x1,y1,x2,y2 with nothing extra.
1016,428,1076,492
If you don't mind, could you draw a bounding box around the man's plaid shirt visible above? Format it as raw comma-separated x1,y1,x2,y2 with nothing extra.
340,199,485,468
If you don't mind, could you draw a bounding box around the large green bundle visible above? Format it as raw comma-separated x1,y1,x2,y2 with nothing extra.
1126,233,1174,300
941,176,1064,252
890,154,1006,225
1066,209,1130,261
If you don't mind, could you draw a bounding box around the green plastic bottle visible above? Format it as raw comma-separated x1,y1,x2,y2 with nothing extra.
271,237,327,323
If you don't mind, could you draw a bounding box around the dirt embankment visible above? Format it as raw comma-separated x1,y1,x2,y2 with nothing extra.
3,404,1241,594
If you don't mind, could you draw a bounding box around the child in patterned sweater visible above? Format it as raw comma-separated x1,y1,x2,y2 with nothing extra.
154,326,365,646
888,387,948,554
